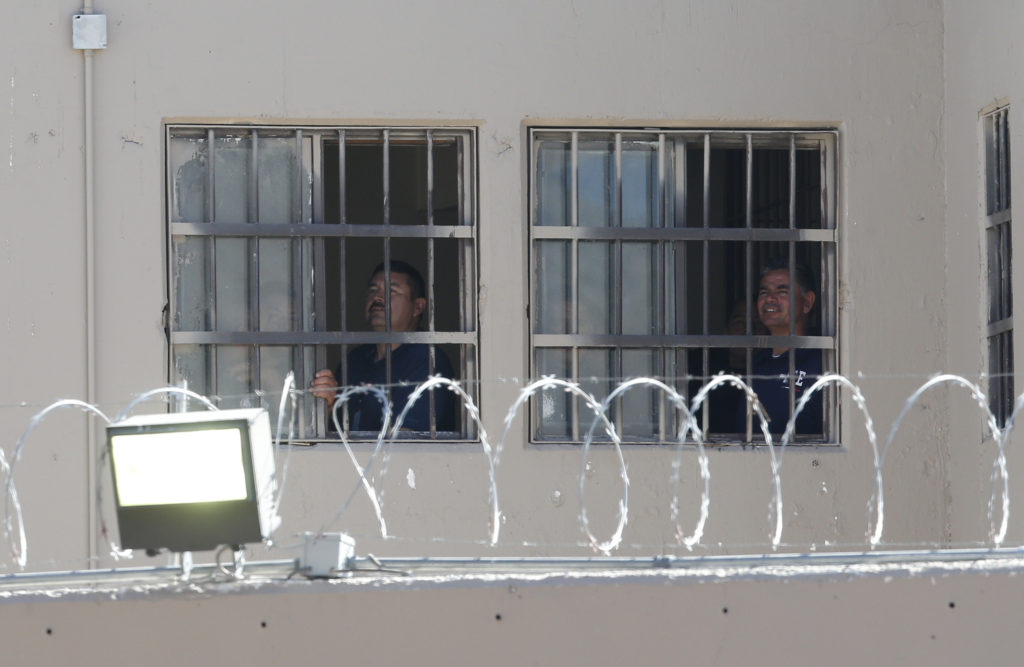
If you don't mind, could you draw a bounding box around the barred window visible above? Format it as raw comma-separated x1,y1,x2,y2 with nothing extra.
529,128,838,444
167,125,477,441
984,106,1013,425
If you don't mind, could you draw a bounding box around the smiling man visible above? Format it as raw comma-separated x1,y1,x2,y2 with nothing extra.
311,260,455,433
741,258,823,436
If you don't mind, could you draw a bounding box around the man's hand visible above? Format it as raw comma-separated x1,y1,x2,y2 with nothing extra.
310,369,339,401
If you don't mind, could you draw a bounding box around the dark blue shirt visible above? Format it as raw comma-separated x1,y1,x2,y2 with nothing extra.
337,344,456,433
741,348,823,436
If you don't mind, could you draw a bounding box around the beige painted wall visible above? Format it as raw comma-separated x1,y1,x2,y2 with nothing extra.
0,0,1010,602
5,0,1024,662
942,0,1024,548
0,0,962,570
1,561,1022,666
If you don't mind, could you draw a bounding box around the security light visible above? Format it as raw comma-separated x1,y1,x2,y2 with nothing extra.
106,408,279,554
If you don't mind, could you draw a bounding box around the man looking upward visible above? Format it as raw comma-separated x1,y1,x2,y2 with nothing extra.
743,258,823,436
311,260,455,433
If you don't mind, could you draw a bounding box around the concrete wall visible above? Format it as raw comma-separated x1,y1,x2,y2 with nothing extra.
1,559,1022,666
7,0,1024,662
943,0,1024,547
0,0,965,570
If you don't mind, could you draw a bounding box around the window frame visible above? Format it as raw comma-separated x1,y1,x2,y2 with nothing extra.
164,123,480,442
527,126,840,446
983,105,1013,426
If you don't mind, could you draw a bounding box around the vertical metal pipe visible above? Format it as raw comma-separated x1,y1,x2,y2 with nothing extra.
82,1,98,566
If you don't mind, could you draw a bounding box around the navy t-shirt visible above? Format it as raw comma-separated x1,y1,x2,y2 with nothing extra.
335,344,456,433
741,348,823,436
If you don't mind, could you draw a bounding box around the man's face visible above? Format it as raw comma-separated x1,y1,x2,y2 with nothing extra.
364,270,425,332
756,269,815,335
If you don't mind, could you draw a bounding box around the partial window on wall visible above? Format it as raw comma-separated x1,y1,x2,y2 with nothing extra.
984,106,1013,425
167,125,477,441
529,128,838,444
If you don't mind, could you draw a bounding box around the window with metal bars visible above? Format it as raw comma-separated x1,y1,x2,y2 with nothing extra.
166,125,477,441
529,128,838,444
984,106,1013,426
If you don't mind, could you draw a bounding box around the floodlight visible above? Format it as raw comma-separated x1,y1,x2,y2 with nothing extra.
106,408,279,553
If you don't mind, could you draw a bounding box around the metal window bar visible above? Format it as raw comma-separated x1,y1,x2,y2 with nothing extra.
821,136,837,438
656,134,667,440
338,130,350,433
205,129,219,399
701,133,710,435
311,132,328,436
426,130,437,437
290,131,308,434
570,132,580,440
744,133,754,443
613,134,624,438
248,130,261,403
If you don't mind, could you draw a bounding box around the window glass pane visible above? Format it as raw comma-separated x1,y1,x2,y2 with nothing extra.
535,348,571,439
680,140,703,228
213,134,251,223
621,139,658,228
389,141,429,225
535,240,571,334
622,242,655,335
171,344,208,394
215,238,250,331
169,134,207,222
578,241,612,334
172,237,209,331
258,135,299,224
216,345,252,408
433,136,462,225
259,238,294,331
578,137,614,227
346,139,384,225
621,348,658,439
710,145,746,229
259,345,316,438
750,145,789,228
536,138,571,227
794,144,824,229
578,348,613,439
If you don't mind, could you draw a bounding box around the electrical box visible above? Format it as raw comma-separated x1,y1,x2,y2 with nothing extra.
301,533,356,577
72,14,107,50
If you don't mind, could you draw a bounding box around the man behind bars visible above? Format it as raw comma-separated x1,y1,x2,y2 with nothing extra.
740,258,823,436
311,260,455,432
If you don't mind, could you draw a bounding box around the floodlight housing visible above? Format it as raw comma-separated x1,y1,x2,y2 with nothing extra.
106,408,278,553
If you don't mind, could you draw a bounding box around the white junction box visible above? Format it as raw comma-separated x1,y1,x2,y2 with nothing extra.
301,532,355,577
72,14,107,49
